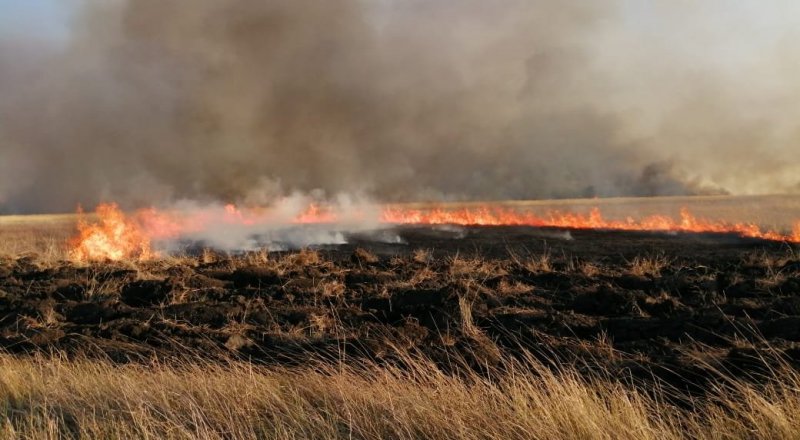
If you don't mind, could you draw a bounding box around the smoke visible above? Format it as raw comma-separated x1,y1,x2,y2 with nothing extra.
1,0,799,214
155,193,384,252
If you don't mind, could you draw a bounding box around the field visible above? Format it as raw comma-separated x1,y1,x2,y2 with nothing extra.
2,195,800,438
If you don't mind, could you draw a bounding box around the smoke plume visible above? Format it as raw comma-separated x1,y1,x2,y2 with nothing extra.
1,0,799,214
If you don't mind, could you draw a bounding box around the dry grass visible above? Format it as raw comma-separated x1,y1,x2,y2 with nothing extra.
80,266,136,299
0,352,798,439
282,249,322,267
0,215,77,263
497,279,534,295
448,255,507,280
0,215,75,262
577,261,601,277
509,249,553,273
627,254,672,277
314,279,346,298
412,248,432,264
410,266,437,285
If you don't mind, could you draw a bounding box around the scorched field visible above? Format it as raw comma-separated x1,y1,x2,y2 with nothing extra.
1,195,800,438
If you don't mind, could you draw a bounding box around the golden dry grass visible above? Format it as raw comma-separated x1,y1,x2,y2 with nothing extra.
0,214,75,261
627,254,673,277
0,352,799,439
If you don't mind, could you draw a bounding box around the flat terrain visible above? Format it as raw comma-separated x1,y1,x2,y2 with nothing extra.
2,225,799,391
3,194,800,258
394,194,800,231
3,196,800,438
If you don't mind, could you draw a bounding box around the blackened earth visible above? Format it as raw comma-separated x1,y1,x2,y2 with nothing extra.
2,226,800,396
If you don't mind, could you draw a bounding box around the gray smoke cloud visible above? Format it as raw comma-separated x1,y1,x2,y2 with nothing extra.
1,0,799,214
153,194,383,253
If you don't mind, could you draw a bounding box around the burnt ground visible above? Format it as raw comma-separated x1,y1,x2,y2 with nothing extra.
2,225,800,395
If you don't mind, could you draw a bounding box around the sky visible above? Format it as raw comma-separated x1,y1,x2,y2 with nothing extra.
3,1,798,45
0,0,70,41
3,0,798,81
3,0,797,77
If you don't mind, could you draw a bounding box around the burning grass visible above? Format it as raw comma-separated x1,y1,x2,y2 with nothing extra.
2,195,800,263
55,195,800,263
69,203,154,261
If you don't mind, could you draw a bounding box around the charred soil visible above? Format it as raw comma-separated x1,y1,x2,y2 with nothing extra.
2,226,800,396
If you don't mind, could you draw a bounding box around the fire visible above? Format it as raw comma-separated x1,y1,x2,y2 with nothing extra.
70,204,203,262
70,203,153,262
294,204,338,224
69,201,800,262
223,204,259,225
380,205,798,242
69,201,343,262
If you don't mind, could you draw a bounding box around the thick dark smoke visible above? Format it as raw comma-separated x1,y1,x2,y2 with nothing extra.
1,0,798,214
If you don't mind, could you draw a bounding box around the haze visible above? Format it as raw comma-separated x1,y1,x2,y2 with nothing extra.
1,0,799,214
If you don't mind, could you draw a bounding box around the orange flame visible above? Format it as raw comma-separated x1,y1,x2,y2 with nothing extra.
294,203,338,224
70,203,153,262
70,204,203,262
380,206,798,242
70,202,800,262
223,204,258,225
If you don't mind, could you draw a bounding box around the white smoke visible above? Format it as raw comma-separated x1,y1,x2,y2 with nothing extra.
152,192,387,252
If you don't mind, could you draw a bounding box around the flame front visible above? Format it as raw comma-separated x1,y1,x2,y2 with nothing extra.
380,206,798,242
70,204,199,262
69,202,343,262
69,202,800,262
70,203,153,262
